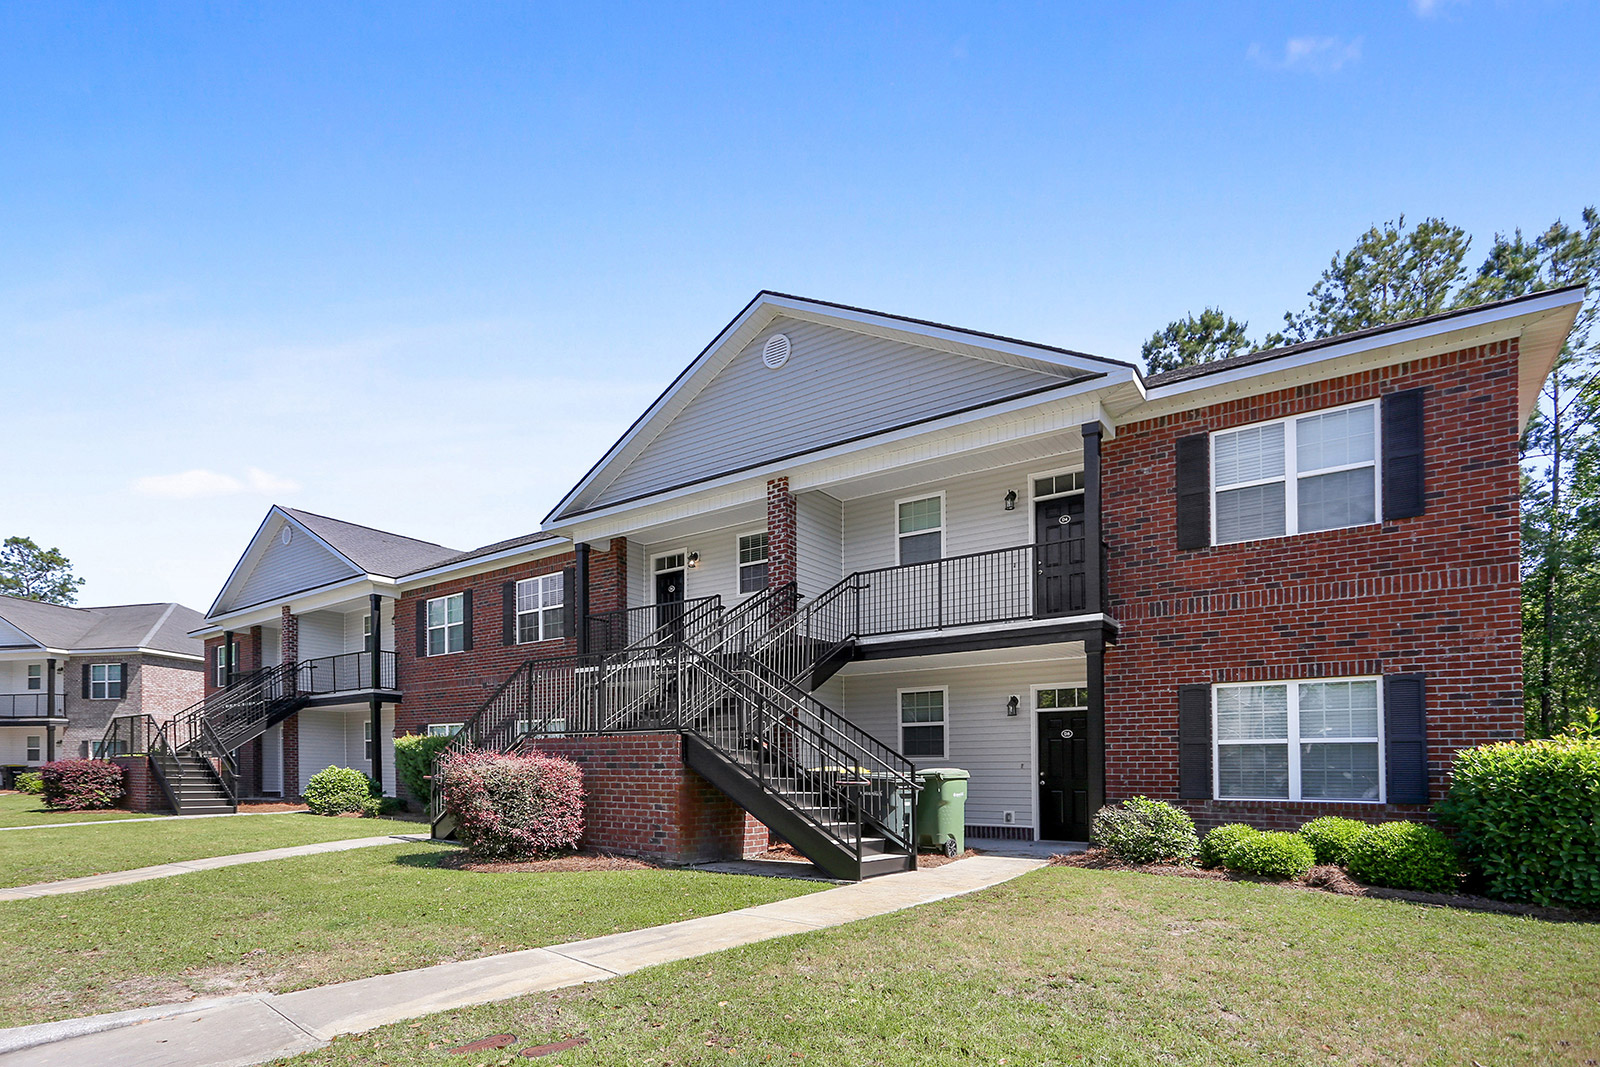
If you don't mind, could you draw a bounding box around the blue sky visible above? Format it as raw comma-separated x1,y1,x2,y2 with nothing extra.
1,1,1595,611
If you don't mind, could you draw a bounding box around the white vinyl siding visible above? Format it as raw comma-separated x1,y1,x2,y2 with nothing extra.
297,706,395,797
296,612,348,660
795,491,844,600
1214,678,1384,802
224,518,361,614
841,460,1037,574
261,723,284,794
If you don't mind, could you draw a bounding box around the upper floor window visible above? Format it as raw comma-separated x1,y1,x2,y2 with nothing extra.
738,532,770,594
426,593,466,655
899,687,947,758
213,642,238,687
1212,402,1377,545
516,575,566,644
897,495,943,565
1214,677,1382,802
88,663,123,700
25,665,41,691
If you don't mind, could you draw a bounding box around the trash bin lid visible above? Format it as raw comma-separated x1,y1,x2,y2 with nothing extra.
916,767,970,781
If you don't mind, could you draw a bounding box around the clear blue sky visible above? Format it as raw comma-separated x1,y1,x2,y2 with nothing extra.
2,1,1595,611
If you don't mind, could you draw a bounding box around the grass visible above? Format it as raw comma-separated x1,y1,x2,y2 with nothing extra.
273,866,1600,1067
0,843,822,1028
0,812,426,887
0,792,158,828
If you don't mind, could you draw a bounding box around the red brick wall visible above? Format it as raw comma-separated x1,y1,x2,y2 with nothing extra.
136,656,204,722
767,478,797,589
202,632,260,699
113,755,172,813
393,544,627,737
1103,340,1524,830
529,733,765,863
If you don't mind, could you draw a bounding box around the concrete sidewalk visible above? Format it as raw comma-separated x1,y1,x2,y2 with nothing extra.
0,811,307,834
0,834,432,900
0,854,1044,1067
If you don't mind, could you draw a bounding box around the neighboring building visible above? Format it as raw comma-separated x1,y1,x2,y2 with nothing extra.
0,595,203,774
183,285,1583,876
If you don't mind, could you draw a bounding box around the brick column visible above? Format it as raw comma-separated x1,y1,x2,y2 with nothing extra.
248,626,264,674
767,477,797,590
280,606,298,663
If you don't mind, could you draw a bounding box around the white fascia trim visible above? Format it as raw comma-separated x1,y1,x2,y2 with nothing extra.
397,538,573,587
205,506,366,619
1143,290,1585,406
62,647,206,662
193,574,399,636
549,376,1128,540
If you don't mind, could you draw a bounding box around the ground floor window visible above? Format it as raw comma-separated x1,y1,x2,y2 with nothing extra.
26,736,41,761
364,720,373,761
425,723,462,737
899,687,947,758
1214,677,1382,802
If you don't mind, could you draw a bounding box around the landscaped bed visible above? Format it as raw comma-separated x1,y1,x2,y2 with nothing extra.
266,865,1600,1067
0,792,158,828
0,841,822,1028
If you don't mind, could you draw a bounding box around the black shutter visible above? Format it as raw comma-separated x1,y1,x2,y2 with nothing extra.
1175,433,1211,550
561,567,577,639
81,664,90,699
502,581,517,646
415,600,427,658
1178,684,1213,799
1385,673,1429,803
461,589,474,652
118,662,129,701
1382,388,1426,519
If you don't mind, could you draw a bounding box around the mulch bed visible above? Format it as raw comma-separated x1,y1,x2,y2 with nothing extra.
756,842,979,869
237,802,311,814
437,849,663,874
1051,848,1599,923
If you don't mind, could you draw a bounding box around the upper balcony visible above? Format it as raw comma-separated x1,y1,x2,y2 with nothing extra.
0,693,66,723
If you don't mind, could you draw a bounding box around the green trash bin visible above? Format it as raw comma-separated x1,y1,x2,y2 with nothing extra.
915,768,969,857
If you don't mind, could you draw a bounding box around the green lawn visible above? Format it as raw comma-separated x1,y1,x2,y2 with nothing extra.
274,866,1600,1067
0,792,158,828
0,843,821,1028
0,812,424,887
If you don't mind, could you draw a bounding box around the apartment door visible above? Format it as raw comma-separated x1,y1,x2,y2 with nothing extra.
653,552,686,636
1038,706,1091,840
1035,494,1086,617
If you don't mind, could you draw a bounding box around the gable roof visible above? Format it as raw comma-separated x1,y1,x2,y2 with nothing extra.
278,509,460,578
0,595,203,656
547,291,1128,522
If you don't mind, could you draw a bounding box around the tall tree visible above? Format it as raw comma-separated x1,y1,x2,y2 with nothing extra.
0,537,87,606
1268,216,1472,345
1140,308,1252,375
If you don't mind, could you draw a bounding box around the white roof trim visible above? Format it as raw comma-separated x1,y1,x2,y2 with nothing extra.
205,506,364,619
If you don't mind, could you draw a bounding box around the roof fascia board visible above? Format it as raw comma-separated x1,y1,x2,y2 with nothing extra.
207,507,366,618
197,574,397,634
397,538,574,587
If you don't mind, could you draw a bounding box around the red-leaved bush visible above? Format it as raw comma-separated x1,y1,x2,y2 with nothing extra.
437,749,585,860
40,759,125,811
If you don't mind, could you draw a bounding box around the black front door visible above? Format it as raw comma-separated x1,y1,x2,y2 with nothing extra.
1035,494,1086,617
1038,708,1091,840
654,564,685,633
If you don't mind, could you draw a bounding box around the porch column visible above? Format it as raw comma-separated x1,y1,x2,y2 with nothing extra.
281,606,299,694
766,477,797,591
368,593,384,792
45,659,56,761
1086,631,1106,821
1081,421,1105,616
574,542,591,655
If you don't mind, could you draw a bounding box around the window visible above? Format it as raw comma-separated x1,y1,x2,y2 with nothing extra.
515,574,566,643
89,663,123,700
363,614,374,654
1035,687,1090,709
738,532,769,594
425,723,462,737
899,688,947,758
364,720,373,762
1033,472,1084,500
214,642,238,687
426,594,466,655
1212,402,1377,544
26,736,40,762
25,665,41,691
1214,678,1383,802
897,495,943,565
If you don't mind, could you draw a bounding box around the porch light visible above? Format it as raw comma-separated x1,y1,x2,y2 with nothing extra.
1003,490,1017,511
687,552,700,568
1006,695,1020,716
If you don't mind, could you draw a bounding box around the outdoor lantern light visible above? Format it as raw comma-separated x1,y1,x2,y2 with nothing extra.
687,551,700,568
1006,695,1020,716
1004,490,1017,511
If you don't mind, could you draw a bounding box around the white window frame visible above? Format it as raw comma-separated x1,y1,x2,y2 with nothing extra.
214,642,239,687
88,663,122,700
515,574,566,644
425,722,462,737
364,720,373,762
736,530,770,595
1210,399,1382,546
897,685,949,760
1212,676,1386,803
26,735,41,762
426,593,466,656
25,664,41,691
1028,468,1085,506
894,491,946,566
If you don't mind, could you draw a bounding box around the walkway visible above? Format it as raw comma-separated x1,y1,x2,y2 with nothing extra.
0,854,1045,1067
0,810,305,833
0,834,431,900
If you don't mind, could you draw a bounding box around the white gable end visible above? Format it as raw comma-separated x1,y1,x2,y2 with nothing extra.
215,514,361,615
0,617,41,650
588,316,1085,508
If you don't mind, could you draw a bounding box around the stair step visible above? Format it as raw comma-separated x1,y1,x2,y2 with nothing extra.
859,852,915,878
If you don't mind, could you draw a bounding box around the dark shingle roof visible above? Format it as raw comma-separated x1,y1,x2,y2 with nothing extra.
0,596,203,656
281,508,462,578
411,531,563,573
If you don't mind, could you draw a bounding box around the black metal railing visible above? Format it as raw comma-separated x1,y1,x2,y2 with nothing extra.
855,543,1037,635
585,596,721,654
298,650,397,694
96,713,158,757
0,693,66,718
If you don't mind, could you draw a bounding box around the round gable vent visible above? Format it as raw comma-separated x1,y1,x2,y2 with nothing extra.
281,526,293,546
762,333,791,369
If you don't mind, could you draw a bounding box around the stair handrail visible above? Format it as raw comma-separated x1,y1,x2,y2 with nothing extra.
195,716,240,808
715,581,800,655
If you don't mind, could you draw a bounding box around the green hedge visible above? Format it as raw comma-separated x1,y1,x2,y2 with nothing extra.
1198,823,1257,868
394,733,454,805
14,772,43,795
1436,738,1600,908
1344,821,1458,893
1090,797,1198,864
1222,831,1316,880
1298,816,1367,866
304,766,379,817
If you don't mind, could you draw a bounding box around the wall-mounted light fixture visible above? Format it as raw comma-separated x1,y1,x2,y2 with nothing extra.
1003,490,1018,511
1005,695,1020,716
687,551,701,569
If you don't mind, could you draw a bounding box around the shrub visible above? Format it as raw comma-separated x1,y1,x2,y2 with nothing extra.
304,766,379,817
14,772,43,795
394,733,454,805
39,759,125,810
1198,823,1258,868
1436,738,1600,907
1343,821,1458,893
437,749,584,861
1298,816,1368,866
1090,797,1199,865
1222,830,1316,879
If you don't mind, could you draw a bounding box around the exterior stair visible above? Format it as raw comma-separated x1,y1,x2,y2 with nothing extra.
151,750,237,815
